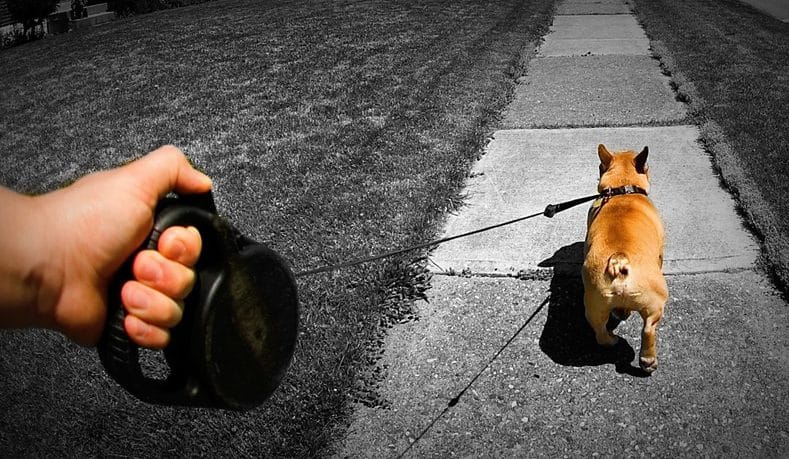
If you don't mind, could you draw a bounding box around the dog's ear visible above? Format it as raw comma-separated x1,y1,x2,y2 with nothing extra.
635,146,649,174
598,144,613,175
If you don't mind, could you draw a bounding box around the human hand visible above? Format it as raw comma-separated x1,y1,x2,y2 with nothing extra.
0,145,212,348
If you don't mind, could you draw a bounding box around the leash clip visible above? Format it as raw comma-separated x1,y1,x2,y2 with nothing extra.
543,193,602,218
543,203,560,218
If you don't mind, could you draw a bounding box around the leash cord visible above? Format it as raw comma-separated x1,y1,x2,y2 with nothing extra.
294,193,600,278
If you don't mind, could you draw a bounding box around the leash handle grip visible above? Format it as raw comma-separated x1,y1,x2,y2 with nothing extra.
98,193,230,407
98,191,300,410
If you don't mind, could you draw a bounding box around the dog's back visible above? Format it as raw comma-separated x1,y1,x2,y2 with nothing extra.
583,191,666,309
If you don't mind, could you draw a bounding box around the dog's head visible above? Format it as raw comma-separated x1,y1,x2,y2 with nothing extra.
596,144,650,193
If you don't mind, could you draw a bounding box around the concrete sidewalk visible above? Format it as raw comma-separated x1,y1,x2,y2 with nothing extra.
740,0,789,22
339,0,789,456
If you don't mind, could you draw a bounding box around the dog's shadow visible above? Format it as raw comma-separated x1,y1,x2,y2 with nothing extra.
537,242,648,377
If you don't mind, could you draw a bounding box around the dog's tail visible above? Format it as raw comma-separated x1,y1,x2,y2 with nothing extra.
606,252,630,279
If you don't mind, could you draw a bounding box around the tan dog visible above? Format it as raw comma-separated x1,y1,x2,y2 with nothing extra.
582,144,668,373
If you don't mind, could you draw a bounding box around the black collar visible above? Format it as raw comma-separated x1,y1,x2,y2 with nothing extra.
595,185,648,210
600,185,648,199
586,185,649,221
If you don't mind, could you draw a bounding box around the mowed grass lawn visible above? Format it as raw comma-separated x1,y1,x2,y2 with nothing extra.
0,0,555,456
633,0,789,292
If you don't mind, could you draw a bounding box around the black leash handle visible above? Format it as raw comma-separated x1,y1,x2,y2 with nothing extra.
98,192,299,410
98,194,233,407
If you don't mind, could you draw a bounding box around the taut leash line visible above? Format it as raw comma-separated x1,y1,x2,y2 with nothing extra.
395,296,550,459
293,192,603,278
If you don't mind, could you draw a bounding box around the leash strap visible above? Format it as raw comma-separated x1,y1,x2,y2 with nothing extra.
293,192,601,278
542,193,600,218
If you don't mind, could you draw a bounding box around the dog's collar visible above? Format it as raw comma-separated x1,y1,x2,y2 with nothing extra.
589,185,649,221
600,185,648,200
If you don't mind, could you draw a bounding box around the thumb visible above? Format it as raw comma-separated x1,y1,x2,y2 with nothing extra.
123,145,213,207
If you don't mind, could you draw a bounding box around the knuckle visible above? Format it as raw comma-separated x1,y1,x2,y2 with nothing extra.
163,301,184,327
160,226,202,266
168,264,196,299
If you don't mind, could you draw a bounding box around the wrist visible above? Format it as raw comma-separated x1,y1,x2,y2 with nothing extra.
0,188,62,329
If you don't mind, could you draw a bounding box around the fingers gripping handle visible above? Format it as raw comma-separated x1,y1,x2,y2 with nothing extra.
99,191,299,410
98,193,228,406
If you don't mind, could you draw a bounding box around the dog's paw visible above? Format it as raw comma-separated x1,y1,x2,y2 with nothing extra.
639,356,658,374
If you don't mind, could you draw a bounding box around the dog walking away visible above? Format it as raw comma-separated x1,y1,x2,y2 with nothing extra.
582,144,668,374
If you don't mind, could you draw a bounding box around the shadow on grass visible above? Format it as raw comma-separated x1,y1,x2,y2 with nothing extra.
537,242,649,377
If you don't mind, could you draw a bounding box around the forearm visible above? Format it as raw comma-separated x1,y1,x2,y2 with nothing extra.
0,186,57,329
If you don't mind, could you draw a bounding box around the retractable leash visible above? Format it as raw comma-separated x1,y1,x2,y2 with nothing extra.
294,190,611,277
99,187,643,410
98,192,299,410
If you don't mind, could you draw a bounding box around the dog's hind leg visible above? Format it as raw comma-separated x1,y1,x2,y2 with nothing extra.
585,292,619,346
638,305,663,373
